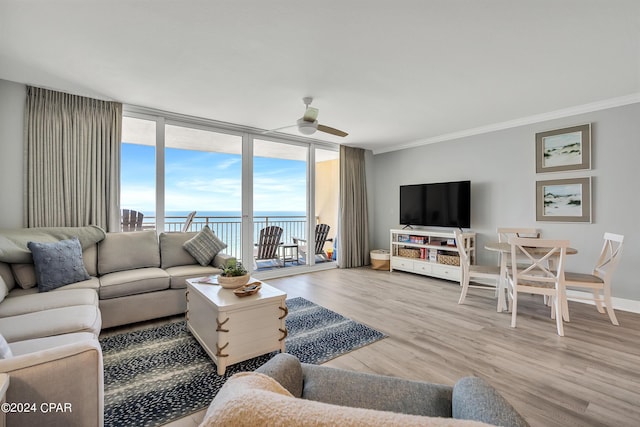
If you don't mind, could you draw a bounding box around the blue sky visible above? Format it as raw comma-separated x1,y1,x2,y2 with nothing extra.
121,144,306,213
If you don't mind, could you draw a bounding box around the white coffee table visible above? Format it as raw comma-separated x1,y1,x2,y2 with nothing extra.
185,277,288,375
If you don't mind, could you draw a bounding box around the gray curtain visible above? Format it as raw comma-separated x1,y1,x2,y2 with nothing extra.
338,145,370,268
24,86,122,231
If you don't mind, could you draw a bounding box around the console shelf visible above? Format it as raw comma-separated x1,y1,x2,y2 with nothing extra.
389,229,475,282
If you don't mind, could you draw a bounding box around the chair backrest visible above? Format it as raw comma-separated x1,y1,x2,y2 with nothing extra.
256,226,283,260
594,232,624,280
181,211,197,232
453,229,471,279
498,227,540,243
314,224,331,255
509,237,570,288
121,209,144,232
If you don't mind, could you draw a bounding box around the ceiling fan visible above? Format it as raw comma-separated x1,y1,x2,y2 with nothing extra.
265,97,348,137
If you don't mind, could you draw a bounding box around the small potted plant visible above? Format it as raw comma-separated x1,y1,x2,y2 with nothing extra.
217,259,250,289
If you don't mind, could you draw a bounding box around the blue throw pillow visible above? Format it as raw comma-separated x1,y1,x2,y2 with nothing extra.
27,237,91,292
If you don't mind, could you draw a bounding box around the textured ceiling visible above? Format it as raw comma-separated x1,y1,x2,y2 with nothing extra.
1,0,639,153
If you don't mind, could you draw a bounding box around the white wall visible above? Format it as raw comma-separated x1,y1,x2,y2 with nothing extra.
0,79,25,228
372,102,640,302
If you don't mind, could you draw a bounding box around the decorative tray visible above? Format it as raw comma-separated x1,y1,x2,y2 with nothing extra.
233,282,262,297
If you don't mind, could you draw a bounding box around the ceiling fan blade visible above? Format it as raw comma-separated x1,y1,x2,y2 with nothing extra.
261,124,297,134
317,124,348,137
303,107,319,122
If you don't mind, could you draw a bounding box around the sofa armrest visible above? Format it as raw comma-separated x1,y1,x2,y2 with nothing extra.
453,376,529,427
300,363,453,418
212,252,235,269
0,338,103,427
255,353,303,397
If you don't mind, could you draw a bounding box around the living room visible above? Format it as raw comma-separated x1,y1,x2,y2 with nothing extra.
1,1,639,426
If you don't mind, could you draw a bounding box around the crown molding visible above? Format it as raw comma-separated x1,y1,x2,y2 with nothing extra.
373,93,640,155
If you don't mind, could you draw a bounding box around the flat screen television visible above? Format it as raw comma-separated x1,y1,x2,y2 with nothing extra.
399,180,471,228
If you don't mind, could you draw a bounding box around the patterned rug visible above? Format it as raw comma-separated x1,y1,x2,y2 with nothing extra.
100,297,386,427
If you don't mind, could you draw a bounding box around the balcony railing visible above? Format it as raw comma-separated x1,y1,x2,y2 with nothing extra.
144,214,309,261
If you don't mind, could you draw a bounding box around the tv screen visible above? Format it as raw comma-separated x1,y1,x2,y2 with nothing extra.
400,181,470,228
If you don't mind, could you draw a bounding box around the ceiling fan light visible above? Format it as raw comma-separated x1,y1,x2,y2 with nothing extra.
297,118,317,135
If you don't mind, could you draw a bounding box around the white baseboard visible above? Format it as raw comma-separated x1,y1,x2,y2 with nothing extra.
566,290,640,314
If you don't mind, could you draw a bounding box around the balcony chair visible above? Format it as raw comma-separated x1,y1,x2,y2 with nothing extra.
121,209,144,232
453,229,501,306
181,211,197,232
507,237,570,336
564,232,624,325
293,223,332,262
253,226,284,269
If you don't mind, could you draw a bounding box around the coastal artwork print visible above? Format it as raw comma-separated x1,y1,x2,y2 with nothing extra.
536,177,591,223
535,124,591,173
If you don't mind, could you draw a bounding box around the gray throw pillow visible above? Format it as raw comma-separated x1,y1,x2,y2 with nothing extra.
27,237,91,292
183,226,227,266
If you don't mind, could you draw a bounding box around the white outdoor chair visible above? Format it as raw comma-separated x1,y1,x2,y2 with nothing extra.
564,232,624,325
181,211,197,232
453,229,501,305
507,237,570,336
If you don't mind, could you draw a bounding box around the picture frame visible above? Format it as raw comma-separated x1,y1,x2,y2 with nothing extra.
536,177,591,223
535,124,591,173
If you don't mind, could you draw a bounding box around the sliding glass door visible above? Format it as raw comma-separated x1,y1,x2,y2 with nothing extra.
121,108,338,277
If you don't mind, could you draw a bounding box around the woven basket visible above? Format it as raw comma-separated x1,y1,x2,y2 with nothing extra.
398,248,420,258
437,254,460,266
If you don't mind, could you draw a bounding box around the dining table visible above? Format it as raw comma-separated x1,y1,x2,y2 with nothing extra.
484,241,578,313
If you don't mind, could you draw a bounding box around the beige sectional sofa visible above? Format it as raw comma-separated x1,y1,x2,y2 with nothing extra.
0,226,233,426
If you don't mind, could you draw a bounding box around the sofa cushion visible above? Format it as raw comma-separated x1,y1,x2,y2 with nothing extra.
28,237,91,292
0,288,98,318
0,333,11,359
0,276,7,304
159,232,198,268
82,243,98,276
0,305,101,343
183,226,227,266
0,262,15,291
453,377,530,427
98,230,160,275
202,372,492,427
99,267,170,299
6,277,99,298
164,265,222,289
11,263,37,289
7,332,96,357
301,362,453,417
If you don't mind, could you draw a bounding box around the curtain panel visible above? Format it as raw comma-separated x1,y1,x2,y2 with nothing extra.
24,86,122,231
338,145,370,268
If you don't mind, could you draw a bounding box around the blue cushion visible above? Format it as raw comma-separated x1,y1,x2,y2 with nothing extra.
27,237,91,292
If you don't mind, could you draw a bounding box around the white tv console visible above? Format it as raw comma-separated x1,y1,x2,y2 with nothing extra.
389,228,475,282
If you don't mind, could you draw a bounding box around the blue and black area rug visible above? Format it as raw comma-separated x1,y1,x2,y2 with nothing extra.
100,297,386,427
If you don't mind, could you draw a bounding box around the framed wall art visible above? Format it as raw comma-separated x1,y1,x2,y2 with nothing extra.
536,177,591,223
535,124,591,173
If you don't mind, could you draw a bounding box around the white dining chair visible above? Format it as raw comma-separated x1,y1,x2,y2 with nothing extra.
507,237,570,336
497,227,540,242
454,229,501,305
564,232,624,325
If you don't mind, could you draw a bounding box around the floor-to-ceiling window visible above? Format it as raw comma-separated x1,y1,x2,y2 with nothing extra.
121,107,338,277
121,116,156,229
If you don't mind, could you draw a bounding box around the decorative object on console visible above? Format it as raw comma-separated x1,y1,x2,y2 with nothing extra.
535,123,591,173
535,177,591,223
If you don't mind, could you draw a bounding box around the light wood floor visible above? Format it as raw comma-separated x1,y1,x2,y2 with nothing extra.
267,267,640,427
163,266,640,427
